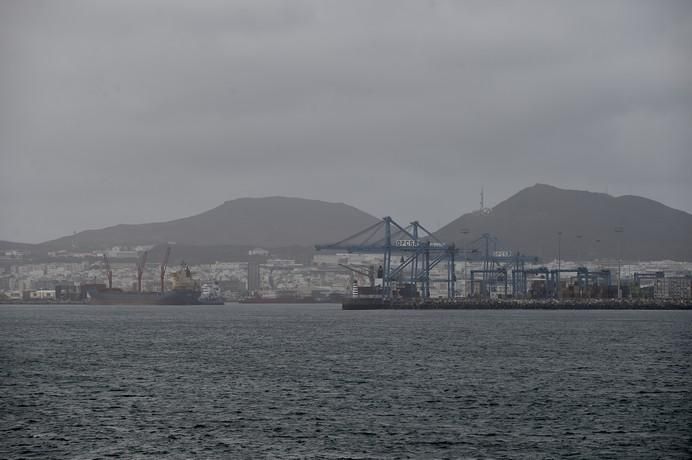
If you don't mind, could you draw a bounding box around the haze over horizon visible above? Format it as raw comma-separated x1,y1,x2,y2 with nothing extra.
2,1,691,243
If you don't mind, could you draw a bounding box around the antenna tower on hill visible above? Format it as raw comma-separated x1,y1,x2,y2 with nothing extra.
480,186,491,215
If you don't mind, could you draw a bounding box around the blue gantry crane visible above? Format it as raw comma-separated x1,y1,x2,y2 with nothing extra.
462,233,539,298
316,217,544,300
316,217,457,299
317,217,621,301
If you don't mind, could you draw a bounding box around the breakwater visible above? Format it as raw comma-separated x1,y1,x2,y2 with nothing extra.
343,298,692,310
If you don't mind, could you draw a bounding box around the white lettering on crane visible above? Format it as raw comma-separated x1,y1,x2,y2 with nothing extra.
395,240,419,247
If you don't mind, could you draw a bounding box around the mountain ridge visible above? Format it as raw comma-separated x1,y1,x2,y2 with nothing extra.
4,186,691,262
435,184,692,261
40,196,381,250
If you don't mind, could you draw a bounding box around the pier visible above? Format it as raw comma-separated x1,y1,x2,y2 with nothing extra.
343,298,692,310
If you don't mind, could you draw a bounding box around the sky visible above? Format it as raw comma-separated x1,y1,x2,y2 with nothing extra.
1,0,691,243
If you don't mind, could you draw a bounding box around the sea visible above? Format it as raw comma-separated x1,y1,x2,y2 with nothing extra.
1,304,690,459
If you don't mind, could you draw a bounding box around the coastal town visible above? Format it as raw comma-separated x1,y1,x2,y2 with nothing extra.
2,245,690,304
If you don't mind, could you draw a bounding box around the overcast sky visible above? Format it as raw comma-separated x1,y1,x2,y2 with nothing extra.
1,1,691,243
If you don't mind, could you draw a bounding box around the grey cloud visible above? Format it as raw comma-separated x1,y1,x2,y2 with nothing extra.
1,0,691,242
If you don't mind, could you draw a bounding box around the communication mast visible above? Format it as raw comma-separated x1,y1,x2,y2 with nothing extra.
480,186,492,215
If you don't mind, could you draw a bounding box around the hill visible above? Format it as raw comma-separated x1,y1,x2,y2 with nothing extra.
42,197,380,250
434,184,692,262
0,241,37,252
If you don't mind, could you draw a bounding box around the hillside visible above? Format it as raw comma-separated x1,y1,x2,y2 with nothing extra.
0,241,37,252
41,197,380,250
435,184,692,262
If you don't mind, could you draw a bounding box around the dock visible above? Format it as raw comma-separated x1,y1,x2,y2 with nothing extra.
343,298,692,310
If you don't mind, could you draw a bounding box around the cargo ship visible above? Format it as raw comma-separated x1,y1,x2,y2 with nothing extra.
87,264,202,305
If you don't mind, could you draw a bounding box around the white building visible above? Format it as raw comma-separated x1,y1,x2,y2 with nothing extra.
29,289,56,300
654,277,692,300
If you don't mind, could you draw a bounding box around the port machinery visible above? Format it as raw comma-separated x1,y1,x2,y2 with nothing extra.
316,217,621,301
510,266,611,299
461,235,612,299
315,217,540,300
465,232,540,298
316,217,456,299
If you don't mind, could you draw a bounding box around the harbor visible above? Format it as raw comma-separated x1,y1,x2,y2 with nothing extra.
316,216,692,310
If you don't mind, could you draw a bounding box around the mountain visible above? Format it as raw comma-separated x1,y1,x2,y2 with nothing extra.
42,197,381,250
143,243,316,266
0,241,37,252
435,184,692,262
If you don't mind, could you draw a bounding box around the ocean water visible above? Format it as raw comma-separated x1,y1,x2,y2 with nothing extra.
1,305,691,459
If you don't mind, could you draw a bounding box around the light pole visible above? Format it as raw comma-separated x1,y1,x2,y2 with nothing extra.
557,231,562,299
615,226,624,299
460,228,469,297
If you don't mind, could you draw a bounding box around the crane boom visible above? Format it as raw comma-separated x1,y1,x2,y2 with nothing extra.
136,250,148,293
339,264,375,287
103,253,112,289
160,246,171,293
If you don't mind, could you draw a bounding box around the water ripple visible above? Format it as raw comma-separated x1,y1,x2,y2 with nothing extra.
1,305,691,458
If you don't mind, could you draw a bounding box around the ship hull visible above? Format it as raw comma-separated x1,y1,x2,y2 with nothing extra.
239,297,340,304
198,298,225,305
87,289,202,305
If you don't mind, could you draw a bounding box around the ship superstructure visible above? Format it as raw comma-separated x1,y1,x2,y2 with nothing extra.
199,282,224,305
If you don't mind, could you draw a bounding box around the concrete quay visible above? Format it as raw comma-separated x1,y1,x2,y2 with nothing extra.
343,298,692,310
